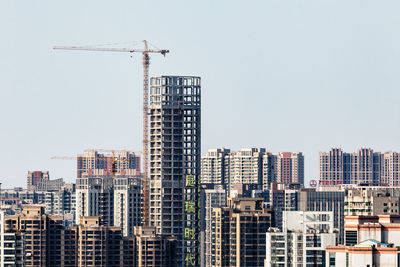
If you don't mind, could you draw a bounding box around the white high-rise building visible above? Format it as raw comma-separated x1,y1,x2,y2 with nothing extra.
76,173,141,236
200,186,226,267
76,174,114,225
113,176,142,236
227,148,266,185
200,148,230,185
265,211,336,267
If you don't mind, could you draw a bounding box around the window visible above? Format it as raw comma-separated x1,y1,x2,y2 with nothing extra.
345,231,357,246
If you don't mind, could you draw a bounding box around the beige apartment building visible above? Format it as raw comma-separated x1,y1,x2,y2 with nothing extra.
3,205,76,267
133,226,176,267
76,216,123,266
1,205,175,267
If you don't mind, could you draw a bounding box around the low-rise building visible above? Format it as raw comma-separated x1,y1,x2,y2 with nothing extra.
327,240,399,267
327,215,400,267
345,187,400,216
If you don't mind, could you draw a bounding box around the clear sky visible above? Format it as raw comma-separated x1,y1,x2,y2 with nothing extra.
1,0,400,188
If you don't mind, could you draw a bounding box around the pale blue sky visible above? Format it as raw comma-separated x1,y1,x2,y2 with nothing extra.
1,0,400,188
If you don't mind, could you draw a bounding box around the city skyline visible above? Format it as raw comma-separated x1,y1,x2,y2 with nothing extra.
2,0,400,188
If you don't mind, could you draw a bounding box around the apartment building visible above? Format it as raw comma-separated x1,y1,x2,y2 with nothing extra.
345,187,400,216
113,176,142,236
349,148,381,185
76,174,142,236
265,211,336,267
133,226,177,266
319,148,349,186
200,148,230,185
27,171,50,191
76,216,122,266
326,240,399,267
226,148,265,185
44,183,76,216
277,152,304,185
0,185,76,219
319,148,400,186
299,189,345,244
269,183,300,230
0,206,178,266
0,211,24,266
262,152,278,190
3,205,69,267
381,151,400,186
201,149,302,191
211,198,271,267
200,185,227,267
76,175,114,225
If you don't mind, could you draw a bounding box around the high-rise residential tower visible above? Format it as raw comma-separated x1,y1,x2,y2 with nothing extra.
277,152,304,185
226,148,266,185
210,198,271,267
75,173,142,236
200,186,226,267
381,151,400,186
149,76,201,266
319,148,383,186
319,148,349,186
349,148,381,185
262,152,278,190
200,148,278,191
200,148,230,185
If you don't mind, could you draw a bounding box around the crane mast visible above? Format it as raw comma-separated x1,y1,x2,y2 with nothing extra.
142,40,150,226
54,40,169,226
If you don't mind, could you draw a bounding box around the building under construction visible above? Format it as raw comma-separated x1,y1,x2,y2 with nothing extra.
149,76,201,266
76,150,140,178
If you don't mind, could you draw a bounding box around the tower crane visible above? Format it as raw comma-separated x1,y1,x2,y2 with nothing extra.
53,41,169,225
